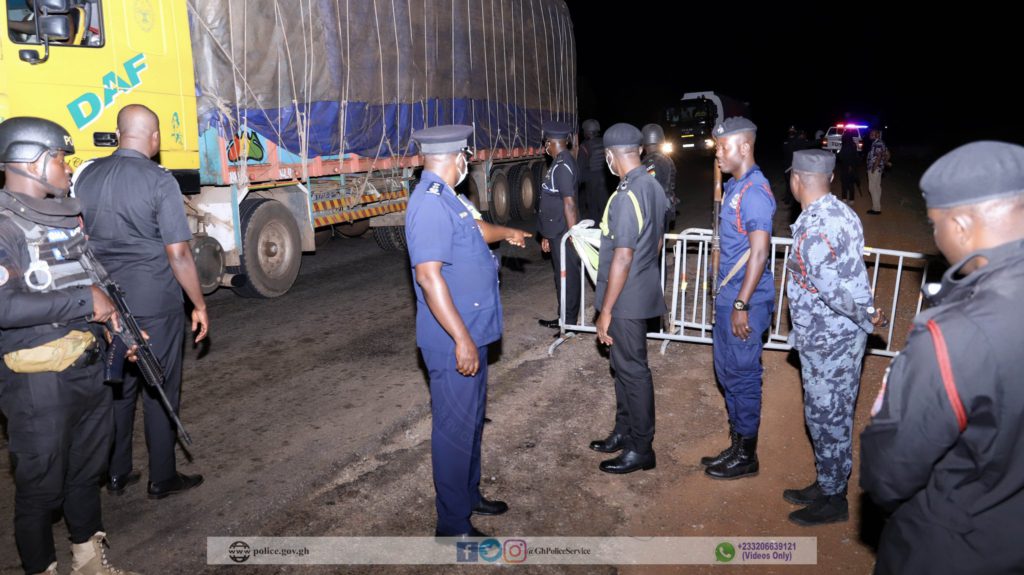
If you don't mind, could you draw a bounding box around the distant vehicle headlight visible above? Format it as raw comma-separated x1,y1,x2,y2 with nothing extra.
704,138,715,149
661,142,674,155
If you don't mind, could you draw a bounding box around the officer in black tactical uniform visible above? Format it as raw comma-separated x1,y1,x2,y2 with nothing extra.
536,121,581,329
577,119,609,222
861,141,1024,575
74,104,207,501
641,123,677,232
0,117,137,575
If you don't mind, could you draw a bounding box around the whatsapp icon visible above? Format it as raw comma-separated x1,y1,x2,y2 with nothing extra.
715,542,736,563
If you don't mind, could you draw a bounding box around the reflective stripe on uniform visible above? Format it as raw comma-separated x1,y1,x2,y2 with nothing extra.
599,189,643,238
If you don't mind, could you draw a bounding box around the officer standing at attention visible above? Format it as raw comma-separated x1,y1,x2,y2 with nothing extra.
73,104,208,500
537,121,581,329
641,123,678,232
861,141,1024,574
702,117,776,480
589,123,667,474
0,117,138,575
783,150,886,526
405,124,531,537
577,119,609,222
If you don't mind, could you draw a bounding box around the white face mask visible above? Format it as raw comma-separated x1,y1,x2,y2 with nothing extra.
455,154,469,187
605,151,618,177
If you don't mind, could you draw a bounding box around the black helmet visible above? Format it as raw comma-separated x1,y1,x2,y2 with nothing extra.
642,123,665,146
0,117,75,164
581,119,600,135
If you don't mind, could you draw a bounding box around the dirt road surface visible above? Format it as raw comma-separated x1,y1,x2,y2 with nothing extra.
1,159,935,574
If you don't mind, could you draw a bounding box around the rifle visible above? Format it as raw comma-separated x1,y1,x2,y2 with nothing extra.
709,161,723,324
69,243,194,446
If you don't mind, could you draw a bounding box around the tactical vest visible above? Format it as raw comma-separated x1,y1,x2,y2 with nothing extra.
0,208,92,293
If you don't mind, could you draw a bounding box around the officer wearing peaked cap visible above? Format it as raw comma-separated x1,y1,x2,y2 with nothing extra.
702,116,777,480
537,120,582,329
861,141,1024,574
405,124,531,537
783,149,887,527
589,123,667,475
0,117,138,575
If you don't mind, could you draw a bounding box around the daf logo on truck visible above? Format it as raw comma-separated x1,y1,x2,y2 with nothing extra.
66,54,148,130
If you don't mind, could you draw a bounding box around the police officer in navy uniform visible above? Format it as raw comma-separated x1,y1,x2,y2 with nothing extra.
783,150,887,526
74,104,209,500
405,125,531,537
641,123,678,232
861,141,1024,574
0,117,138,575
702,117,776,480
577,119,609,223
589,123,667,474
536,121,581,329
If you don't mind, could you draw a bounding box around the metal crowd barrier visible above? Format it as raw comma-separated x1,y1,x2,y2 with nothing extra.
549,227,930,358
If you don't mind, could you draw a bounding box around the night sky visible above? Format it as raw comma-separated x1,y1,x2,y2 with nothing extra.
566,2,1018,160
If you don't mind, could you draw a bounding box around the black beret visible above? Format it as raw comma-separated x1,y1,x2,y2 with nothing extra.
920,141,1024,209
604,123,643,147
411,124,473,154
713,116,757,138
788,149,835,174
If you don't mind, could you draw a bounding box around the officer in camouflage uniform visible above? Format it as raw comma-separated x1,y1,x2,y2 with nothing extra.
783,150,886,526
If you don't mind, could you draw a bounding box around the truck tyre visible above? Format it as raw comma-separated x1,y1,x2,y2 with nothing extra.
530,160,546,211
372,226,396,251
232,199,302,298
337,219,370,238
488,168,511,224
389,225,408,251
509,163,537,219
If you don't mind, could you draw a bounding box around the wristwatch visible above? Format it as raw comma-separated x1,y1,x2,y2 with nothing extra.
733,299,750,311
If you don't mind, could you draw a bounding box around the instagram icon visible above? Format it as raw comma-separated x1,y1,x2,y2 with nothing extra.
503,539,527,563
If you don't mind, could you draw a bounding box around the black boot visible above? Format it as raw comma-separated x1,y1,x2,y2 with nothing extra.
788,493,848,526
783,481,823,505
700,427,739,467
705,435,758,479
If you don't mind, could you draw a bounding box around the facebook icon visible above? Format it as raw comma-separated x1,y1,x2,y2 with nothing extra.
456,541,479,563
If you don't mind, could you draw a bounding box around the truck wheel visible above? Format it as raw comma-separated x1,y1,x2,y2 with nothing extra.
232,199,302,298
488,169,511,224
189,234,224,295
388,225,408,251
509,163,537,219
337,219,370,238
372,226,395,251
530,160,546,211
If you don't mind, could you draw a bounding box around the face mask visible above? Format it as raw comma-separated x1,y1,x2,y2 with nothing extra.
455,154,469,187
605,152,618,177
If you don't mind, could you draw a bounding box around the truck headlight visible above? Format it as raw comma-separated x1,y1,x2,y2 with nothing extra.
660,142,673,155
704,139,715,149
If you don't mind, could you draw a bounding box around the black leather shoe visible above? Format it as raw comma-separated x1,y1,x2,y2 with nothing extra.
705,435,759,480
589,432,626,453
435,526,488,538
472,497,508,516
537,318,560,328
599,449,656,474
107,471,141,496
700,428,740,466
788,494,849,526
867,210,881,215
147,473,204,500
783,481,824,505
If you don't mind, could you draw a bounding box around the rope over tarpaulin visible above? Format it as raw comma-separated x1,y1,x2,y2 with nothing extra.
186,0,577,162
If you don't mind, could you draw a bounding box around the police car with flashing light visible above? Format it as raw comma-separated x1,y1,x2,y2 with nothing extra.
821,124,865,153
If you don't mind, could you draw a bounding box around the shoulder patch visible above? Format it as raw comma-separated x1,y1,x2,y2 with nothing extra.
427,182,442,195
